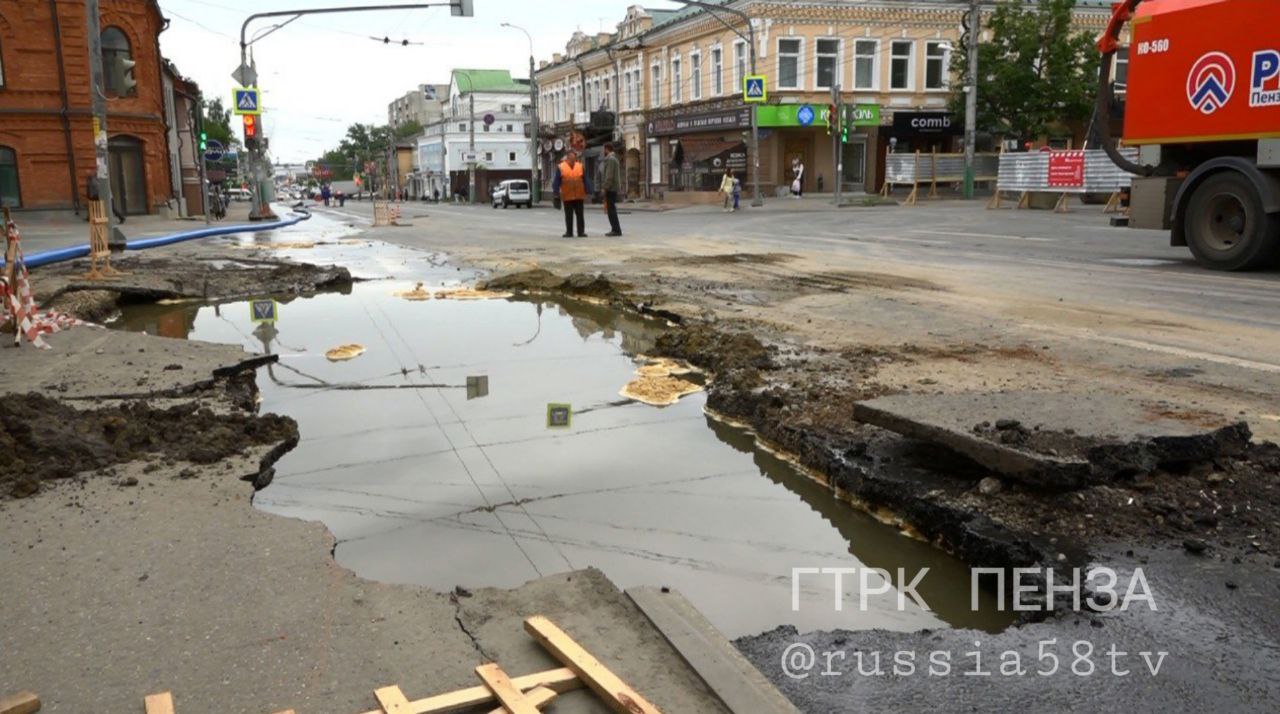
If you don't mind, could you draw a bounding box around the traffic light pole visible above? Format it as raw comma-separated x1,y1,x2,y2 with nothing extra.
963,0,980,200
85,0,123,249
831,82,842,207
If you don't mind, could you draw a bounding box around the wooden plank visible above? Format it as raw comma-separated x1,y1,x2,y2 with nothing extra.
523,615,662,714
474,663,538,714
374,685,412,714
143,692,175,714
627,587,800,714
355,668,580,714
0,691,40,714
485,686,557,714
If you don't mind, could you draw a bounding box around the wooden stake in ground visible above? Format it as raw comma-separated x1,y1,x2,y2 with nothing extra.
523,615,662,714
0,691,40,714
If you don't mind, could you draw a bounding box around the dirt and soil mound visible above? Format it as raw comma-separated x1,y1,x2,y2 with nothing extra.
654,324,773,375
481,269,630,302
1,393,298,499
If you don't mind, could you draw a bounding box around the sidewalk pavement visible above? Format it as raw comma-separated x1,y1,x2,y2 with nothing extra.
9,204,255,255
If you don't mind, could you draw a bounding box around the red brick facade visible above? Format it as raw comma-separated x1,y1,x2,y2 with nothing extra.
0,0,174,213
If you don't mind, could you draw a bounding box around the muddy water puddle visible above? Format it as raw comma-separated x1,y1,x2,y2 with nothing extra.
112,232,1012,638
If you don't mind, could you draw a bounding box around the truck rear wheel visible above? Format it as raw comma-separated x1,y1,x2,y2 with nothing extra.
1184,172,1280,271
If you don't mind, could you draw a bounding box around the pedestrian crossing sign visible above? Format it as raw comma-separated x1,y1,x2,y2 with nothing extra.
249,299,277,323
233,87,261,115
743,75,767,103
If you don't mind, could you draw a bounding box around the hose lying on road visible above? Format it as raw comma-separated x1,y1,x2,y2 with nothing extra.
1,207,313,270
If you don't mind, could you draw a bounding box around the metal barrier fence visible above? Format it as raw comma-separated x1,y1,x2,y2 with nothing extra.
881,151,1000,205
991,148,1139,212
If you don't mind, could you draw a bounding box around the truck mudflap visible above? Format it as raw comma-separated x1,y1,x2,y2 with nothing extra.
1171,157,1280,246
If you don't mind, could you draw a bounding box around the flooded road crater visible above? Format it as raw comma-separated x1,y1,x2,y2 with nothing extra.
112,221,1012,638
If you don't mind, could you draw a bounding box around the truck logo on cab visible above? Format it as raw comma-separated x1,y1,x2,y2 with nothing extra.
1187,52,1236,115
1250,50,1280,107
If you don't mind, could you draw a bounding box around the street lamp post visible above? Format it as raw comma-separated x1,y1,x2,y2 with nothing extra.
501,23,540,204
670,1,761,206
236,2,474,213
454,72,478,205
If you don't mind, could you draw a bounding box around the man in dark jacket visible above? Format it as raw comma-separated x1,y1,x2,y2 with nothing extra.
600,143,623,237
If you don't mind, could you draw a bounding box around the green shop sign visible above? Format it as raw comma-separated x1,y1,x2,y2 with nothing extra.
755,103,880,128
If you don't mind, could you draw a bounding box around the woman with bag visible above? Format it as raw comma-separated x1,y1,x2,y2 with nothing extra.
719,169,736,212
790,158,804,199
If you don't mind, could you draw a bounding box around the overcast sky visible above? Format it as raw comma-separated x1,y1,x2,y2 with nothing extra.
158,0,680,162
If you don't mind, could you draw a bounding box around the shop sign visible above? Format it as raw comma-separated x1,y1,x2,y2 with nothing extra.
847,103,880,127
757,104,836,128
891,111,961,135
646,107,752,136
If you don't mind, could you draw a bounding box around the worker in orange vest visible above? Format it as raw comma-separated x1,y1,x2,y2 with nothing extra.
552,149,593,238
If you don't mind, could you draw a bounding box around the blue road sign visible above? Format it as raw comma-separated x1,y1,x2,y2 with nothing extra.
233,87,261,115
743,75,767,103
250,299,277,323
203,139,224,162
797,104,815,126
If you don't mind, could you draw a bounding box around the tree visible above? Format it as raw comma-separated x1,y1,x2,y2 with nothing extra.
951,0,1098,143
201,97,240,150
393,120,423,140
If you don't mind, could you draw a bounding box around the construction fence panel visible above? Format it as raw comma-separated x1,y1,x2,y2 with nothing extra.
884,152,1000,185
996,149,1140,194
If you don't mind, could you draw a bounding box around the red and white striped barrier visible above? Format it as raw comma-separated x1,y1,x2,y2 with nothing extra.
2,213,82,348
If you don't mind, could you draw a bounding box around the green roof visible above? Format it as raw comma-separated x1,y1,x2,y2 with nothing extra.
452,69,526,93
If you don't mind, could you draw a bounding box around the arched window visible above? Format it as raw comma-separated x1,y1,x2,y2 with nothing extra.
101,26,134,97
0,146,19,208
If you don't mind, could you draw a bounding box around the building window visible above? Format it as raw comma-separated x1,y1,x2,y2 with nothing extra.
733,40,746,90
623,71,633,110
1114,45,1130,93
853,40,878,90
651,63,662,108
508,151,517,163
0,146,19,208
633,69,642,107
925,41,949,90
458,122,466,131
816,39,840,89
506,124,514,132
671,57,682,103
483,124,491,132
484,151,493,162
778,38,801,89
603,77,611,108
711,47,723,95
101,26,135,97
890,40,914,90
690,52,702,100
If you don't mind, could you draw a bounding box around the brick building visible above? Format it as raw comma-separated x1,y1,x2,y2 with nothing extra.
0,0,193,215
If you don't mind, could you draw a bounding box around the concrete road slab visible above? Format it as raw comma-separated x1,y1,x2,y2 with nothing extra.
853,391,1250,489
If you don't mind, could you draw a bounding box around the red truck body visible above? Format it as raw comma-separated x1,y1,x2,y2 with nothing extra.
1123,0,1280,145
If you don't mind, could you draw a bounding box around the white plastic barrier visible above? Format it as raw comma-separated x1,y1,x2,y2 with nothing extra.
991,148,1139,212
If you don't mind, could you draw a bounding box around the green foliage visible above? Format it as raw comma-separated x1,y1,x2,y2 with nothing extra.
951,0,1098,142
201,97,240,150
393,120,424,140
313,123,397,185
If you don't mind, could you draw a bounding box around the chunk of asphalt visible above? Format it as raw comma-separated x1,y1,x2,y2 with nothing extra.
851,391,1250,491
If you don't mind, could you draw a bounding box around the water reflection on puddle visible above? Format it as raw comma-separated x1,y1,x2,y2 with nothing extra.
112,235,1011,638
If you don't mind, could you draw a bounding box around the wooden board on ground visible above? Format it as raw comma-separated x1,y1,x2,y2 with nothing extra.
356,668,580,714
373,685,412,713
486,687,557,714
474,663,540,714
143,691,175,714
626,587,800,714
0,691,40,714
523,615,662,714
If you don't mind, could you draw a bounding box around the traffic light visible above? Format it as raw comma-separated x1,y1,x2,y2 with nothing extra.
199,131,208,152
826,103,837,136
243,115,258,150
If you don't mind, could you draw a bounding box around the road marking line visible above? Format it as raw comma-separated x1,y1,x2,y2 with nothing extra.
909,229,1056,242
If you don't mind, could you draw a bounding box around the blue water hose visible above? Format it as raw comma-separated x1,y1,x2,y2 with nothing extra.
2,208,312,270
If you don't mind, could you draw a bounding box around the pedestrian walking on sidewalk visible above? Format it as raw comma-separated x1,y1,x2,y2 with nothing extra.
731,173,741,211
552,150,592,238
601,143,623,236
719,169,735,212
790,158,804,198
